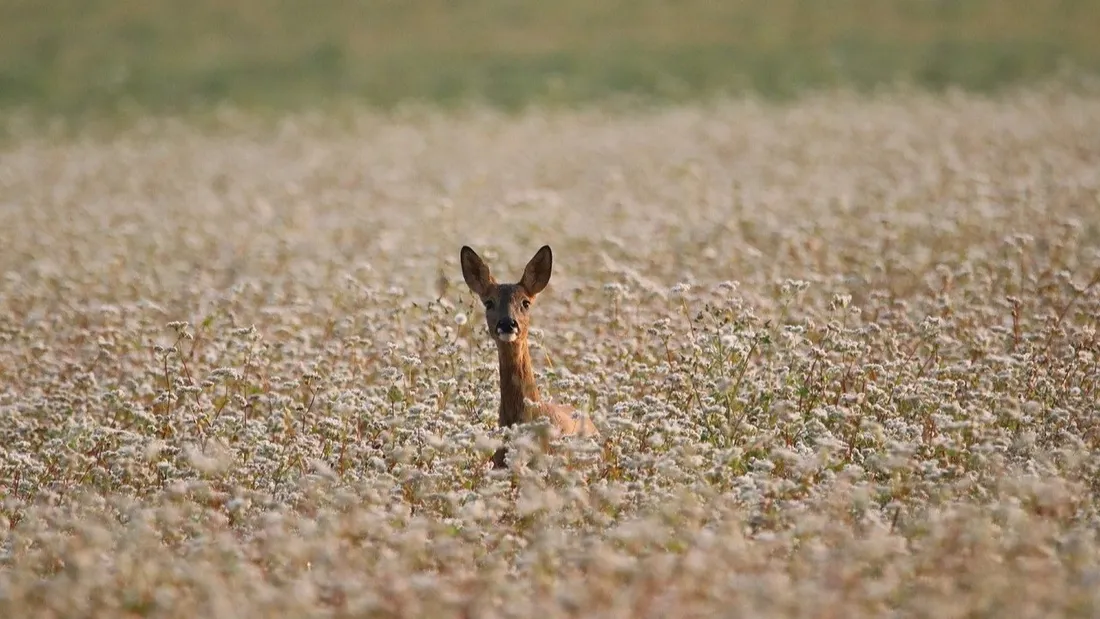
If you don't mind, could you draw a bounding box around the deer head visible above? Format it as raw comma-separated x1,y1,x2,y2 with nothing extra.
460,245,553,345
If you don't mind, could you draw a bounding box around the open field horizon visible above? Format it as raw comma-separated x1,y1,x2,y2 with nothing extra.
2,89,1100,616
3,0,1100,124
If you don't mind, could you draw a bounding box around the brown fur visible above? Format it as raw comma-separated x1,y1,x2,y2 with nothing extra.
460,244,599,469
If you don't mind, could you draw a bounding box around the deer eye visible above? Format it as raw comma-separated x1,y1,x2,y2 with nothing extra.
483,299,494,310
521,299,531,310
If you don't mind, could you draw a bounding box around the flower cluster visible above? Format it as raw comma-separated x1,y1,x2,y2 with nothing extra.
1,90,1099,617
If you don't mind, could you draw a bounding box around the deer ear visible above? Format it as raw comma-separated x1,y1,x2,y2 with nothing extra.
460,246,494,297
520,245,553,295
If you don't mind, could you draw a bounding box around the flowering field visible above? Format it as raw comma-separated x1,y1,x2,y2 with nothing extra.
2,89,1100,617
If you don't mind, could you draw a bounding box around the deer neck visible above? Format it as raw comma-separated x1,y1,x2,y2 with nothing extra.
496,338,541,427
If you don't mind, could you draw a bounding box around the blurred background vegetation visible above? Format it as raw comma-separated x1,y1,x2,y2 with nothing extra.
1,0,1099,120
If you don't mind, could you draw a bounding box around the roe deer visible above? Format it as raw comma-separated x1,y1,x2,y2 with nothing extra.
460,244,599,468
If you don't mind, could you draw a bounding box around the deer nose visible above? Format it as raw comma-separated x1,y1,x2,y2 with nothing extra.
496,318,518,334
